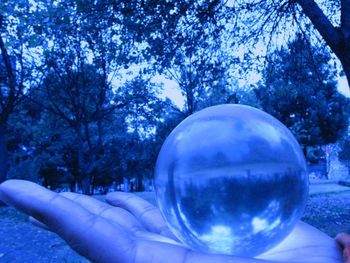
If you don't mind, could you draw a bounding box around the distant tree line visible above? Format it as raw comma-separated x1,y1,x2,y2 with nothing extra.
0,0,349,193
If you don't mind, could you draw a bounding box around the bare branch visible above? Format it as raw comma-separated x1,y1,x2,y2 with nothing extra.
296,0,342,51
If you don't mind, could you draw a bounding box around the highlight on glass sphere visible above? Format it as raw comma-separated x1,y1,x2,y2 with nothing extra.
154,104,309,257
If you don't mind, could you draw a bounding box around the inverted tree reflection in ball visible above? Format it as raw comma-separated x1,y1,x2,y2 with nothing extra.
154,104,308,257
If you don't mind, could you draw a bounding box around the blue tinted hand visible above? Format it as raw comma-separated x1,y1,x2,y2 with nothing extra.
0,180,344,263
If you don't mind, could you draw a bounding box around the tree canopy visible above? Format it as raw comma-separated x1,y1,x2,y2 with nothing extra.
1,0,349,190
256,35,350,152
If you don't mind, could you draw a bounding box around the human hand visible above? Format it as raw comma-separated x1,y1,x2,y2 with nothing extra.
336,233,350,263
0,180,344,263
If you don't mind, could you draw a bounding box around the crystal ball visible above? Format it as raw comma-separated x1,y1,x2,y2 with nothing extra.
154,104,308,257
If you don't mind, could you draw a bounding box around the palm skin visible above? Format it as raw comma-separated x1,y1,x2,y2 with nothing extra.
0,180,346,263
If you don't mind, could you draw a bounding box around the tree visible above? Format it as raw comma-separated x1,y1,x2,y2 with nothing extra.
22,0,137,193
6,102,42,183
229,0,350,88
4,94,78,189
256,35,350,155
0,1,44,183
294,0,350,86
9,88,132,192
117,75,165,136
164,48,237,116
37,59,123,194
339,138,350,162
112,1,350,90
116,75,166,191
109,1,237,116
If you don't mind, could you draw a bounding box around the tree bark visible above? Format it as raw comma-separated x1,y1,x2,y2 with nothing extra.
0,124,8,206
296,0,350,87
81,175,91,195
137,174,143,192
76,124,91,195
0,124,8,184
344,62,350,87
296,0,341,47
341,0,350,38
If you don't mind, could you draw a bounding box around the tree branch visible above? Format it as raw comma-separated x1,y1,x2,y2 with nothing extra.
0,15,17,122
341,0,350,38
296,0,342,52
0,17,15,90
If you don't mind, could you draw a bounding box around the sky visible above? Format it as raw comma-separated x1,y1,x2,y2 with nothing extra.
156,76,185,108
115,35,350,111
117,66,350,111
155,40,350,109
158,74,350,109
338,76,350,97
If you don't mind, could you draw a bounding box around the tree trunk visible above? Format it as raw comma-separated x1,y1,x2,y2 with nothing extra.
81,175,91,195
339,52,350,89
295,0,350,89
91,174,96,195
77,124,91,195
325,150,331,180
70,178,77,192
0,124,8,184
137,174,143,192
344,65,350,88
0,124,8,206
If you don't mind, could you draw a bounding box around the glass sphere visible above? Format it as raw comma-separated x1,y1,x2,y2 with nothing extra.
154,104,308,257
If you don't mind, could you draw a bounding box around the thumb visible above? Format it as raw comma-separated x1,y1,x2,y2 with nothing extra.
336,233,350,263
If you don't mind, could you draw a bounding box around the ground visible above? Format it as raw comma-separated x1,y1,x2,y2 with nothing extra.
0,184,349,262
0,207,89,263
302,191,350,237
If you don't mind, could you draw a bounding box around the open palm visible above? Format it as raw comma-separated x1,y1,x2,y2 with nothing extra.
0,180,344,263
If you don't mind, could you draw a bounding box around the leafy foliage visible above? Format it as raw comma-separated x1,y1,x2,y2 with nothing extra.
338,138,350,161
256,36,350,150
2,0,350,191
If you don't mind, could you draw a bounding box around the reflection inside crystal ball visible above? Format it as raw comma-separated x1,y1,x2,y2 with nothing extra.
154,104,308,257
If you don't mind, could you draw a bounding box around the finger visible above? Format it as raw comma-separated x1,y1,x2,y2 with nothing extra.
29,216,50,230
134,239,267,263
29,193,179,244
60,192,186,247
336,233,350,263
133,229,185,246
259,222,343,263
60,191,144,233
336,232,350,247
0,180,136,263
106,191,176,239
0,181,264,263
